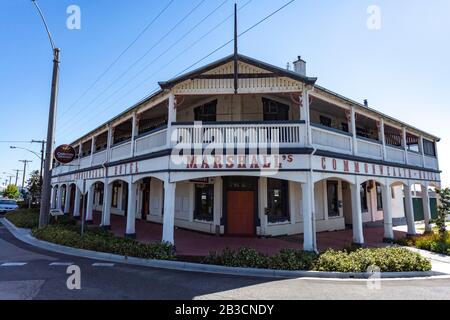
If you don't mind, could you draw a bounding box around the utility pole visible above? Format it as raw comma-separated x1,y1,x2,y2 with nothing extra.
7,176,14,186
19,160,32,188
13,170,22,186
32,0,61,228
233,2,238,94
31,139,46,184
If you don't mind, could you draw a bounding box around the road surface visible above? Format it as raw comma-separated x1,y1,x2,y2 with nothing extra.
0,219,449,300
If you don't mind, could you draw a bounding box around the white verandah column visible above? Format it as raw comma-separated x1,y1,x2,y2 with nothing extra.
85,186,94,224
381,182,394,242
213,177,223,234
64,185,71,214
101,180,112,229
166,94,176,148
73,186,81,219
56,186,63,210
162,180,176,245
350,181,364,245
422,183,432,233
125,181,137,238
302,176,315,252
50,186,56,209
404,183,417,236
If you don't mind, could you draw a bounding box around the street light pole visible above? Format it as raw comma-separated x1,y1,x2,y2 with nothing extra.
32,0,61,228
12,141,46,184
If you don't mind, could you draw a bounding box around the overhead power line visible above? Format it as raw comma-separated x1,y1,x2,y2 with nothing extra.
59,0,292,141
59,0,175,118
58,0,231,136
0,140,33,144
57,0,207,131
177,0,297,76
58,0,237,138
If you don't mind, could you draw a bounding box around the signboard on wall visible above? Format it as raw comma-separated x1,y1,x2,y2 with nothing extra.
54,145,76,164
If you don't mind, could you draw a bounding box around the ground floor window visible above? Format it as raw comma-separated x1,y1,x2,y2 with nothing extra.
376,183,383,210
112,182,120,208
194,184,214,222
360,182,369,212
98,190,104,206
267,179,289,223
327,181,340,217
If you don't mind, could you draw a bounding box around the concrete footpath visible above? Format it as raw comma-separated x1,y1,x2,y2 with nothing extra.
1,217,449,280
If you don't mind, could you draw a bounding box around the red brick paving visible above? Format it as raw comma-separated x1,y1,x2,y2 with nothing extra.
90,213,407,256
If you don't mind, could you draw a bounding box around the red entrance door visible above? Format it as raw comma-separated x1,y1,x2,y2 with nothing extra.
227,191,254,236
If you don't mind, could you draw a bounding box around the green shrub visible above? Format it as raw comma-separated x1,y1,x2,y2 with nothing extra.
32,224,175,261
5,209,39,229
203,247,269,268
268,249,318,271
203,247,431,272
49,214,77,226
399,232,450,255
313,247,432,273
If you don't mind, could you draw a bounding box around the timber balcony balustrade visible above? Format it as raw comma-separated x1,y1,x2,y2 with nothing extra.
52,118,440,177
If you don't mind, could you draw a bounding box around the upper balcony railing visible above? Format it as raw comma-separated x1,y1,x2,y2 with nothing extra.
52,120,439,177
172,121,304,149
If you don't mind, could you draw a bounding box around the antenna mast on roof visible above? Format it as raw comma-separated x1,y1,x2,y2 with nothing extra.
233,2,238,94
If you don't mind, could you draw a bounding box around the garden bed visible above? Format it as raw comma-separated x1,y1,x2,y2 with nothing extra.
203,247,432,273
397,232,450,256
4,209,39,229
4,211,432,272
32,224,175,261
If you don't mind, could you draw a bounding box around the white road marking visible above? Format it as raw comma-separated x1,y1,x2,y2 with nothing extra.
49,262,74,267
92,263,115,267
1,262,27,267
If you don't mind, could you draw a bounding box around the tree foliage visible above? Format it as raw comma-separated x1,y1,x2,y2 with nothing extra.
3,184,20,199
436,188,450,238
27,170,41,202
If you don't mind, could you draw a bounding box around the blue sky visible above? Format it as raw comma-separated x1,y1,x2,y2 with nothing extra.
1,0,449,186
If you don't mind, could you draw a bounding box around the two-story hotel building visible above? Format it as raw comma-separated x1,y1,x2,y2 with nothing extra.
51,54,441,251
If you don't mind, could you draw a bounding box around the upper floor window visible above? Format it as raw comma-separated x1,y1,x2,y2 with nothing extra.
194,100,217,122
81,140,92,158
355,114,379,141
263,98,289,121
423,139,436,157
309,97,349,133
267,179,290,223
384,125,402,147
320,116,332,128
113,120,133,145
406,133,420,153
94,132,108,153
138,116,167,136
73,146,80,159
